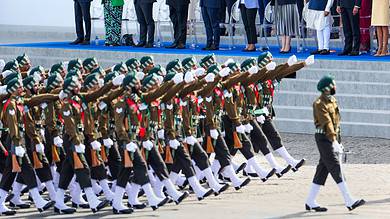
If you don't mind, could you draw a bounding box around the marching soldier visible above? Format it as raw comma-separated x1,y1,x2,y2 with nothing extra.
305,75,365,212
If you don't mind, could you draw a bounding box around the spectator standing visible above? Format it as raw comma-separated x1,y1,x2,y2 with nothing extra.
371,0,389,56
165,0,190,49
336,0,361,56
103,0,124,46
239,0,259,51
71,0,92,45
271,0,300,53
220,0,238,36
200,0,222,50
306,0,334,55
134,0,156,48
358,0,371,52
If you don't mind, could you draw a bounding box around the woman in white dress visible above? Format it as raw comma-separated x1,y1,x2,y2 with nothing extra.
305,0,334,55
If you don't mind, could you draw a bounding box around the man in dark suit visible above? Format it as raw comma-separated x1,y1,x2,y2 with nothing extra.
219,0,237,36
71,0,92,45
337,0,362,56
200,0,222,50
165,0,190,49
134,0,156,48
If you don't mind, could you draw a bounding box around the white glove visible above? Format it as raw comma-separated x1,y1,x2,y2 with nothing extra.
184,71,195,83
224,58,235,66
35,143,45,154
40,102,48,109
332,141,344,153
142,140,154,151
219,67,230,77
156,75,164,84
126,142,138,152
15,146,25,157
236,125,246,134
287,55,298,66
305,55,315,66
262,107,270,116
98,101,107,110
113,74,125,86
244,123,253,133
266,62,277,71
221,131,226,137
210,129,219,140
172,72,184,84
185,136,197,145
204,73,215,83
168,139,180,149
248,66,258,74
157,129,165,140
194,68,205,77
53,136,63,147
59,90,68,100
98,78,104,88
197,137,204,143
103,138,114,148
0,59,5,72
75,144,86,153
136,71,145,80
257,115,266,124
91,140,101,151
0,85,7,95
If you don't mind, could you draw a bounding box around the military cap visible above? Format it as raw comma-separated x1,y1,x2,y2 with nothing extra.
163,72,176,82
241,58,257,72
257,52,273,68
207,64,221,75
4,72,21,85
23,76,38,90
166,59,182,74
29,66,45,81
227,62,240,72
182,57,197,72
113,62,128,74
50,62,65,75
148,65,166,76
317,75,336,92
6,78,23,93
91,66,106,77
122,71,138,89
65,70,82,80
46,73,64,91
63,76,80,94
140,56,154,69
83,73,100,89
125,58,141,71
16,54,30,68
142,73,158,89
83,57,98,72
67,59,83,72
199,54,216,69
2,60,19,72
104,71,120,83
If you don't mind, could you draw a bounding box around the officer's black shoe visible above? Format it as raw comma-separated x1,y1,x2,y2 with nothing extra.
234,178,251,191
113,207,133,214
64,194,72,203
236,163,247,174
71,202,90,209
214,183,229,196
201,44,212,50
165,43,178,49
80,40,91,45
349,51,360,56
347,199,366,211
176,43,186,49
197,189,213,201
209,44,219,50
134,42,146,47
292,159,306,172
305,204,328,212
261,168,276,182
5,193,14,203
338,51,350,56
127,202,147,209
37,200,55,212
138,189,145,197
54,206,76,214
0,210,16,216
175,191,189,204
144,43,154,48
276,165,291,178
178,179,189,190
320,49,330,55
9,201,31,209
70,39,83,45
91,199,109,213
243,170,259,177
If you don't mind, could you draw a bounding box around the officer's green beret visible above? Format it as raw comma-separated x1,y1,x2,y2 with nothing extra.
125,58,141,71
83,57,98,72
65,70,82,80
140,56,154,68
104,71,120,83
46,73,63,91
182,57,197,72
113,62,128,74
241,58,257,72
16,54,30,68
200,54,216,69
148,65,166,76
163,72,176,82
67,59,83,72
83,73,100,89
142,73,158,89
227,62,240,72
63,76,80,94
29,66,45,77
50,63,65,76
91,66,106,77
4,72,21,85
22,76,37,90
6,78,23,93
3,60,19,72
166,59,182,74
122,71,138,89
317,75,336,92
207,64,221,75
257,52,273,68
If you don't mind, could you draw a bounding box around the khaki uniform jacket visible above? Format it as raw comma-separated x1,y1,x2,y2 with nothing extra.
313,94,341,142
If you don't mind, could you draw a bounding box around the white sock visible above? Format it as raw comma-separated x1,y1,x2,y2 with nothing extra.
70,182,87,205
244,163,256,174
247,157,269,179
188,176,208,198
306,183,321,207
0,189,12,213
210,159,221,176
323,25,331,50
126,183,142,205
53,171,60,189
153,178,166,198
203,167,223,192
194,162,204,181
99,179,114,201
54,188,69,209
111,180,117,193
265,153,284,173
112,186,127,210
147,170,157,187
142,183,163,207
45,180,57,201
30,187,49,209
317,29,324,50
10,182,25,204
337,182,356,207
91,179,102,195
36,176,45,192
223,165,243,187
84,187,101,209
169,172,179,185
163,179,183,201
275,147,299,167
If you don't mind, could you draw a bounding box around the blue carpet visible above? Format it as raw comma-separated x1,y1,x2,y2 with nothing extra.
2,40,390,62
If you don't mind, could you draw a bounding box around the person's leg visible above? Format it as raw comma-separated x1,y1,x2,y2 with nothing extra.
381,26,389,55
80,1,92,41
375,27,383,55
317,29,325,50
202,7,213,48
281,35,286,51
341,8,353,53
247,8,258,47
135,2,147,44
285,35,291,51
141,2,155,45
103,2,113,45
240,5,250,49
323,25,331,50
219,0,227,35
74,0,84,41
177,3,189,45
169,5,180,44
209,7,221,48
111,5,123,45
351,9,360,52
